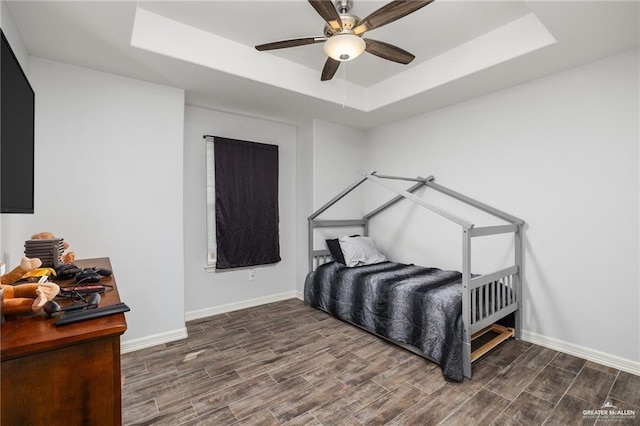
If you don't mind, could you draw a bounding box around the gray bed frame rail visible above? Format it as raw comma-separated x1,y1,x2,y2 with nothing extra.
307,171,525,379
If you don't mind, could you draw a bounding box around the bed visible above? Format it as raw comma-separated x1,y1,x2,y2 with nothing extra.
305,172,525,381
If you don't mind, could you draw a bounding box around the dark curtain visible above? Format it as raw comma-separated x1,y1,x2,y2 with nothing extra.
214,137,280,269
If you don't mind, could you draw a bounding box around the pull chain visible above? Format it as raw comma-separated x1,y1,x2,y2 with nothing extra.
342,62,347,109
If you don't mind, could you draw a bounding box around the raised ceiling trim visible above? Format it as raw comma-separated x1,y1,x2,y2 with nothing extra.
368,13,557,110
130,7,368,110
131,7,555,113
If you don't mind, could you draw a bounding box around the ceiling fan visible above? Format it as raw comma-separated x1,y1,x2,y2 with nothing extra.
255,0,433,81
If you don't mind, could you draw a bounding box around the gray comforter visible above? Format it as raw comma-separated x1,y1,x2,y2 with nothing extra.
304,261,466,382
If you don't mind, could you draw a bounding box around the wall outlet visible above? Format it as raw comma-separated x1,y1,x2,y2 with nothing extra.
249,269,256,281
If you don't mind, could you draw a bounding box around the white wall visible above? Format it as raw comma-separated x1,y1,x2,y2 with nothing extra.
311,120,367,251
183,106,297,318
312,119,367,219
0,1,27,68
296,121,314,293
364,49,640,371
15,58,186,348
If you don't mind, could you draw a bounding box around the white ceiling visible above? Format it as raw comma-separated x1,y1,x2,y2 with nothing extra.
5,1,639,129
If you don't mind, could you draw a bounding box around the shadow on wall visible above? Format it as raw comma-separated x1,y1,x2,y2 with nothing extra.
522,223,562,335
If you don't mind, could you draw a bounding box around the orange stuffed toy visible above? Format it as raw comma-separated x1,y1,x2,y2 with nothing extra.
30,231,75,264
1,256,60,315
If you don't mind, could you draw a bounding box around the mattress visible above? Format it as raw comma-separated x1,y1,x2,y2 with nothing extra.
304,261,466,382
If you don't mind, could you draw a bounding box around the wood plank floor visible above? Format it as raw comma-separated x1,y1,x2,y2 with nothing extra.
121,299,640,425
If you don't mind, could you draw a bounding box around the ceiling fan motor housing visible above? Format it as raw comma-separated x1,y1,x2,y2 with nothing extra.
322,0,358,37
324,13,359,37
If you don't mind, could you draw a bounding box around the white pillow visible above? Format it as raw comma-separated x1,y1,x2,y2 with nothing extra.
338,235,387,267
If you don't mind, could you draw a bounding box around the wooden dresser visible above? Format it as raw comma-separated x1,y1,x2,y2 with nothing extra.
1,257,127,425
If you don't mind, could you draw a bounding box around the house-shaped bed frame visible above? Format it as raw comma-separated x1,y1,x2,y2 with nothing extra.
307,171,525,379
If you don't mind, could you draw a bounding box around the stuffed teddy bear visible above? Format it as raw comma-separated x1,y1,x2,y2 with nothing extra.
1,256,60,315
30,231,75,264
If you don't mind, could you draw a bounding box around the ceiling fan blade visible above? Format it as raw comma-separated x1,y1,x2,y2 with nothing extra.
353,0,434,35
364,38,415,64
255,37,325,51
321,57,340,81
308,0,343,32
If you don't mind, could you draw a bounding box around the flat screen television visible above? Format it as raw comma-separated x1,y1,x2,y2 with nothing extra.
1,29,35,214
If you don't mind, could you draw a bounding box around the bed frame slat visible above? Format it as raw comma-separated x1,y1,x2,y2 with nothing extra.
471,324,515,362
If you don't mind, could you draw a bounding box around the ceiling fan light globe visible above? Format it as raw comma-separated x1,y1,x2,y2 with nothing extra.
323,34,365,62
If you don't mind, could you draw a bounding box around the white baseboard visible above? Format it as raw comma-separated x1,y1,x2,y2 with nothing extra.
121,327,188,354
521,329,640,376
185,291,300,321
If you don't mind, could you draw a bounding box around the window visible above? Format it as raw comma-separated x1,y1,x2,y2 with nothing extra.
204,135,280,270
